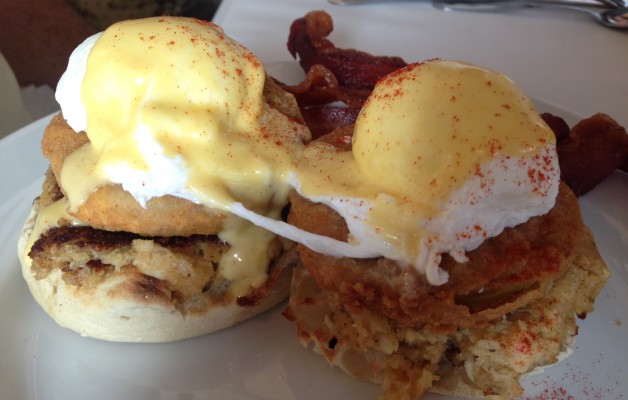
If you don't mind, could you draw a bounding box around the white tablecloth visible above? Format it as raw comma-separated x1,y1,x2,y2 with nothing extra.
213,0,628,128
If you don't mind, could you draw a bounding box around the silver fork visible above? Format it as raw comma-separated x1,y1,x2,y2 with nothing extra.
329,0,624,6
327,0,628,29
432,0,628,28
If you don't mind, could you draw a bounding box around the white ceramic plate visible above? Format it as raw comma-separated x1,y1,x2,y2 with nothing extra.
0,63,626,400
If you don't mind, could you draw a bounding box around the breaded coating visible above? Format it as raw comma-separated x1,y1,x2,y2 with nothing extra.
41,77,308,237
288,182,589,331
286,224,608,399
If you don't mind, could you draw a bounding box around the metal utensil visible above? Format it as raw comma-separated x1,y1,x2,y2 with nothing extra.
432,0,628,28
605,0,626,9
329,0,419,4
329,0,615,5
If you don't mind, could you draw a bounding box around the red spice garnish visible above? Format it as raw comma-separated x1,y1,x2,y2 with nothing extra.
516,337,532,355
335,134,352,145
191,17,213,27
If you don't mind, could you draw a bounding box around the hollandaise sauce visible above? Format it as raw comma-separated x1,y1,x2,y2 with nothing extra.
51,17,310,297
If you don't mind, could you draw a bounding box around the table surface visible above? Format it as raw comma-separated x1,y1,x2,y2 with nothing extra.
213,0,628,128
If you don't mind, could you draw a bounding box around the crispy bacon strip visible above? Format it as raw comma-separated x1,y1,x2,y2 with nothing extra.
284,10,406,137
300,106,360,140
543,113,628,196
540,112,571,142
281,64,369,108
287,10,407,90
279,64,364,138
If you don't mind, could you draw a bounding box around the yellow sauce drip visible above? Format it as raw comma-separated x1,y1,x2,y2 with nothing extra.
23,198,83,267
218,215,276,296
60,143,110,210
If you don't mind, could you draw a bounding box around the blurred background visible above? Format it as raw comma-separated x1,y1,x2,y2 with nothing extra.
0,0,222,89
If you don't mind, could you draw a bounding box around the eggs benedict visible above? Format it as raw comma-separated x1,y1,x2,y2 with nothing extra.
283,61,610,399
18,16,310,342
